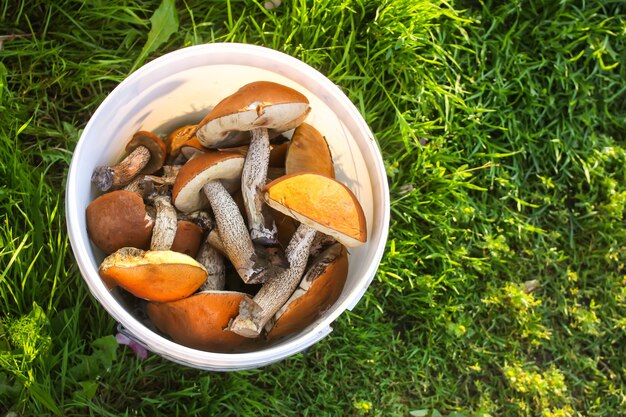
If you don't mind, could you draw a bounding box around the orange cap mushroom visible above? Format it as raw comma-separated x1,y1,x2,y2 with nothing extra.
99,247,207,302
147,291,258,352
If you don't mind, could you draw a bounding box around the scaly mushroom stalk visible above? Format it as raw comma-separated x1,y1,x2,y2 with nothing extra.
241,127,278,245
229,172,368,338
202,181,268,284
92,131,166,192
150,194,178,251
196,239,225,291
265,242,348,339
92,146,151,191
229,223,316,337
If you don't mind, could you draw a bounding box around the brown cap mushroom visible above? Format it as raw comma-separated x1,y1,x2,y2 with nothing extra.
179,137,209,160
91,131,167,191
99,247,207,302
195,81,311,247
265,242,348,340
147,291,259,352
170,220,203,258
86,190,154,254
285,123,335,178
172,152,271,284
195,81,310,149
172,151,244,213
229,173,366,338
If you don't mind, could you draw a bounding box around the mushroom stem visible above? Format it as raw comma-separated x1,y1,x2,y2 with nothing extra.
180,210,214,231
206,228,226,255
150,195,178,250
229,223,316,338
196,239,225,291
91,145,152,191
240,127,278,246
202,180,268,284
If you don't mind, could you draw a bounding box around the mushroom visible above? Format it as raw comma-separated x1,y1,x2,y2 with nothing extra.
195,81,310,246
180,137,210,160
91,131,167,191
195,81,310,149
171,220,204,258
149,194,178,251
86,190,154,254
229,173,367,337
123,165,180,198
205,228,226,255
166,124,196,163
146,291,259,352
269,141,290,168
99,247,207,302
265,242,348,340
172,151,271,284
196,239,225,291
285,122,335,178
179,209,214,230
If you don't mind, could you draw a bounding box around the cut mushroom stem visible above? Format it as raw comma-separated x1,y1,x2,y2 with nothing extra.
229,223,316,338
92,145,151,191
201,181,269,284
241,127,278,245
150,194,178,251
196,239,225,291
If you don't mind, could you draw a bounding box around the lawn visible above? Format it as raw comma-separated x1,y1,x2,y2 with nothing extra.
1,0,625,416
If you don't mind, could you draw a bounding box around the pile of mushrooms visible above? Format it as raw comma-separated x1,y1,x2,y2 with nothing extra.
86,81,367,352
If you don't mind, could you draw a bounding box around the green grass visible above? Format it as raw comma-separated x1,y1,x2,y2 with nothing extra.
1,0,625,415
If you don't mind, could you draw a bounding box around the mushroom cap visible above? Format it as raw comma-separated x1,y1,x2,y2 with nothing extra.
166,124,197,158
170,220,203,258
264,173,367,247
172,151,245,213
125,131,167,174
147,291,257,352
266,243,348,340
179,137,210,160
99,247,207,302
86,190,154,254
195,81,311,148
269,141,290,168
285,123,335,178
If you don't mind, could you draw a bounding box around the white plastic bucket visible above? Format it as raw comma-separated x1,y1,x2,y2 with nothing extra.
66,43,390,371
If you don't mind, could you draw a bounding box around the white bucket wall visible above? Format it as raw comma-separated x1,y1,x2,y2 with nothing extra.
65,43,390,371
